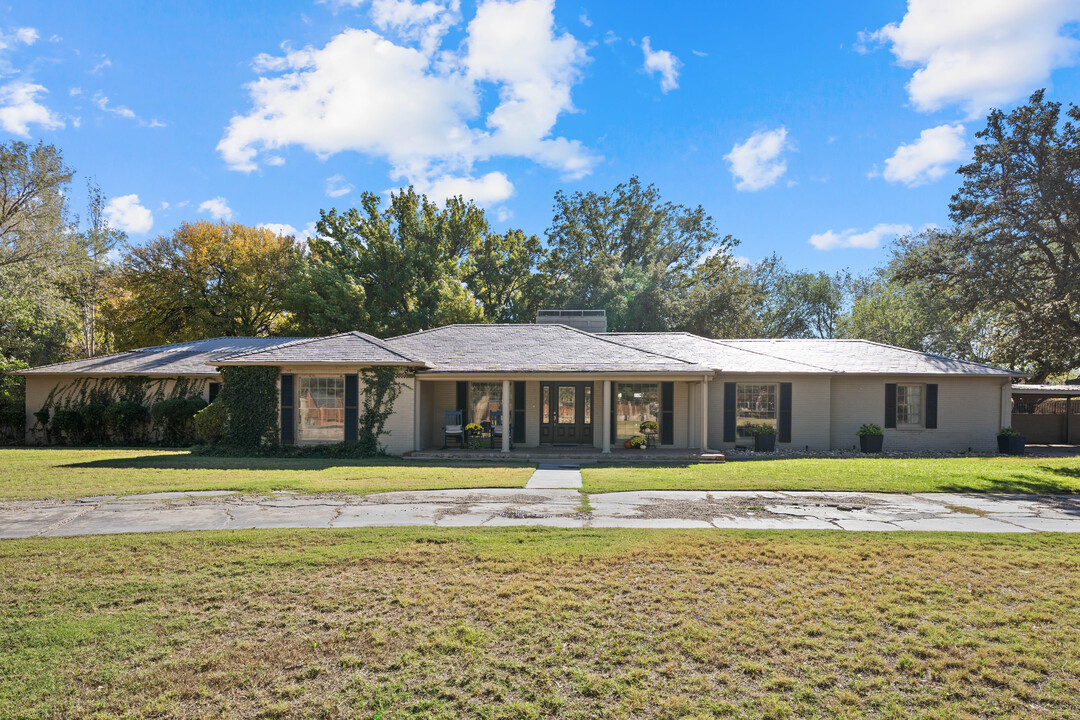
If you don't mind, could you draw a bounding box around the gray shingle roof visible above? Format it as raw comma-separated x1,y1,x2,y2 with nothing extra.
15,337,303,376
605,334,1017,376
213,331,428,366
603,333,834,373
385,324,711,374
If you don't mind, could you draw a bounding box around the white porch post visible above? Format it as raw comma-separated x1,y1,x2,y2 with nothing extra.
502,379,512,453
413,375,422,452
700,377,710,452
602,379,612,454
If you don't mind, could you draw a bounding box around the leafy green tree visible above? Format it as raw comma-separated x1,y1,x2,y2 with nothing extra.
892,90,1080,380
0,141,74,270
114,221,303,347
542,177,736,331
301,189,547,336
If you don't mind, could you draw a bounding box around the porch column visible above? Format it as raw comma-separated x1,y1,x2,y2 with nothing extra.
602,379,612,454
700,377,710,452
413,375,422,452
502,379,512,453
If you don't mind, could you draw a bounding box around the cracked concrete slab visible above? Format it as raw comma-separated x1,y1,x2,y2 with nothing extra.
3,489,1080,538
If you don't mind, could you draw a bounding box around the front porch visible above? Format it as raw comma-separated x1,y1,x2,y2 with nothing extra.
404,446,726,463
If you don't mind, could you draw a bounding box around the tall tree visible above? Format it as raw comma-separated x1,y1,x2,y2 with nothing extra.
893,90,1080,379
542,177,736,331
61,181,125,358
300,189,545,336
114,221,303,347
0,141,74,270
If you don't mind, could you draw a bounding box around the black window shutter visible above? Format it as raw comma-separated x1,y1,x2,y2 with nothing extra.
456,381,468,420
660,382,674,445
778,382,792,443
280,374,295,445
884,384,897,429
723,382,736,442
208,382,220,403
925,384,938,429
513,381,526,443
344,374,359,442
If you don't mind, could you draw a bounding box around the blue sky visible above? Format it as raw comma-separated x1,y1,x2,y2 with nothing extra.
3,0,1080,273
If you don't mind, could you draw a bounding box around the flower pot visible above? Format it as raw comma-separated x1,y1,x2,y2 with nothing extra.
753,434,776,452
998,435,1026,455
624,439,633,449
859,434,884,453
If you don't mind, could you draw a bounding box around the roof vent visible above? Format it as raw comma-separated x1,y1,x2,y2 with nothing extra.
536,309,607,333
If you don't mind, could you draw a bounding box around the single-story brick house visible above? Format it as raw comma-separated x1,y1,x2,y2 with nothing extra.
14,321,1019,454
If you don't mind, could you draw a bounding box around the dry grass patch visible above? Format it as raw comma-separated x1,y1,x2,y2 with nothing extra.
581,456,1080,495
2,529,1079,718
0,448,531,500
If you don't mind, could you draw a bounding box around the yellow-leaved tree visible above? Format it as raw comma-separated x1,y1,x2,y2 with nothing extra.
110,221,302,348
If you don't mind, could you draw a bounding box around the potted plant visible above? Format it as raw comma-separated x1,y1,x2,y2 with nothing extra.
628,435,648,450
747,423,777,452
465,422,484,437
639,420,659,434
997,427,1026,455
856,423,884,453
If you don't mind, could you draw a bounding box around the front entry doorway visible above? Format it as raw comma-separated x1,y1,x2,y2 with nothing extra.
540,382,594,445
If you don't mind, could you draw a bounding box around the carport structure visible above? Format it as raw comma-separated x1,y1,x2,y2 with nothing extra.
1012,384,1080,444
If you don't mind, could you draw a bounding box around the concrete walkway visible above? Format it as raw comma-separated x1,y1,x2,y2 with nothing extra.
524,463,583,489
2,487,1080,538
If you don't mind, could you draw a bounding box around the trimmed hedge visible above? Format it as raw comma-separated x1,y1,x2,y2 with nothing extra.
104,401,151,444
193,402,227,444
152,397,208,445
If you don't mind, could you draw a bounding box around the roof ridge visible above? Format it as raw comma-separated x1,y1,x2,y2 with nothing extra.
214,333,332,361
215,330,427,365
11,348,142,374
702,337,839,373
560,325,699,367
850,338,1022,374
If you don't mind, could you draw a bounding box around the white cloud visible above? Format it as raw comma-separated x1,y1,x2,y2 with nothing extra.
578,12,591,27
89,56,111,75
325,174,354,198
199,197,234,221
864,0,1080,115
0,82,64,136
104,194,154,234
14,27,37,45
691,49,708,57
218,0,596,205
724,127,792,191
259,221,318,240
91,91,166,127
809,223,912,251
264,155,286,166
883,123,966,186
412,170,514,205
641,36,681,93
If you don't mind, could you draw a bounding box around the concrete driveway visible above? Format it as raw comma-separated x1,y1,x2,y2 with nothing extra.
3,487,1080,538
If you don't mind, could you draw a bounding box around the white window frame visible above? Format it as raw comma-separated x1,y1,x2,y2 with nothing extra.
895,383,925,429
296,375,346,444
735,383,778,435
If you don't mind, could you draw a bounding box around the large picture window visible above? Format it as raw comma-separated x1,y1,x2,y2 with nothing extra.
896,384,923,427
615,383,658,440
736,383,777,432
297,376,345,443
470,382,502,424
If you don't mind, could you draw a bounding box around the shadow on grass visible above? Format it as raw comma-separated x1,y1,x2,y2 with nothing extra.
938,471,1080,496
61,452,516,473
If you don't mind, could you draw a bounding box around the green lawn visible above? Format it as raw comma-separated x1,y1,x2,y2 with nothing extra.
2,528,1078,719
581,456,1080,494
0,448,531,500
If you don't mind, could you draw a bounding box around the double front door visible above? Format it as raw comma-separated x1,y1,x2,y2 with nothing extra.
540,382,593,445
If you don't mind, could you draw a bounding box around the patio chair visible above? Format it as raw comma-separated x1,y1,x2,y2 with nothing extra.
443,410,465,449
490,411,511,450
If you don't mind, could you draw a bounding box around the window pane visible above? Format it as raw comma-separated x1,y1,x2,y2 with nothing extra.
470,382,502,424
558,386,576,424
615,383,659,440
584,384,592,424
735,384,777,434
297,376,345,443
897,385,923,426
542,385,549,424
